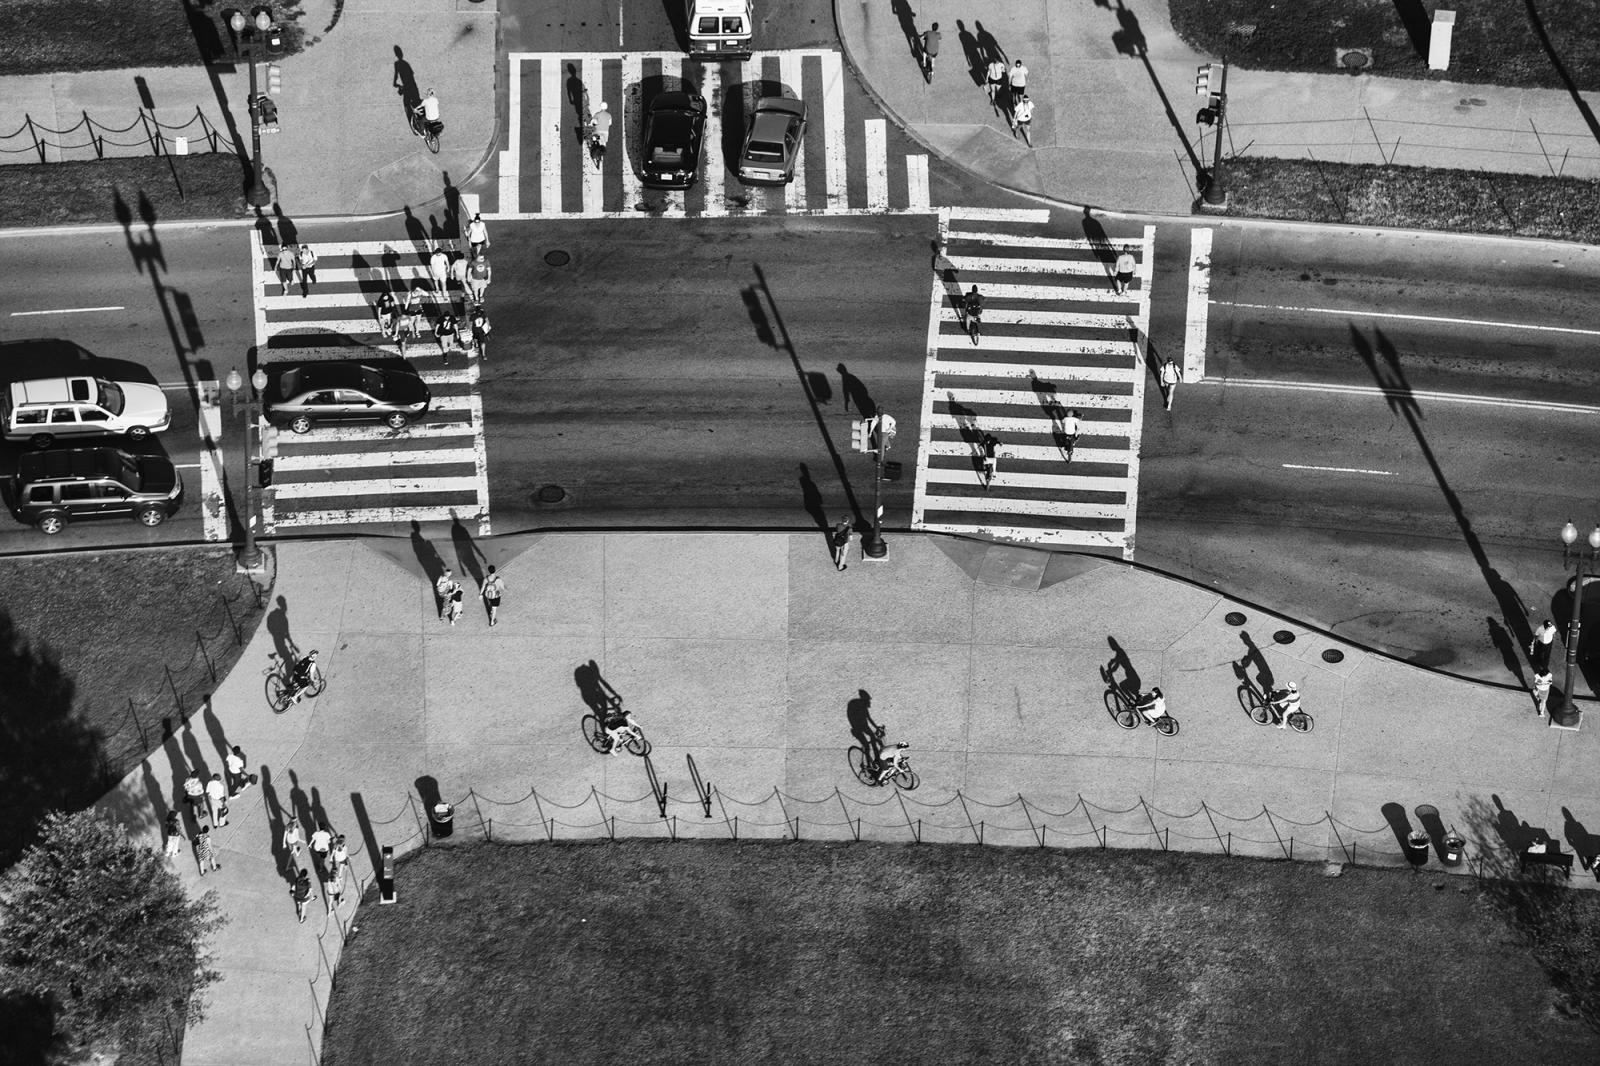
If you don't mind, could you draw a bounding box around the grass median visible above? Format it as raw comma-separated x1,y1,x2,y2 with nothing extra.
322,840,1600,1065
0,154,250,227
0,0,306,76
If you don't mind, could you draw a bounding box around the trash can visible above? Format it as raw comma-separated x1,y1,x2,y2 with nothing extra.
429,802,454,839
1440,833,1465,867
1404,830,1430,866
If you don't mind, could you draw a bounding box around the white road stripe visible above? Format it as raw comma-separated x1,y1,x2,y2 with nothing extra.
945,207,1051,223
1214,299,1600,338
1213,377,1600,414
934,335,1138,357
864,119,888,211
198,388,227,543
917,494,1127,520
273,447,480,472
780,52,806,212
260,266,433,290
276,422,477,443
906,155,928,210
10,305,124,316
1121,223,1154,557
946,255,1115,276
918,521,1125,548
948,232,1113,251
501,55,523,213
620,53,644,213
937,307,1136,330
934,282,1133,303
1282,463,1399,476
582,57,604,215
912,214,950,530
922,468,1133,492
930,361,1135,383
926,441,1131,463
926,414,1132,435
700,60,725,216
274,504,484,528
1186,228,1212,380
821,50,847,208
273,474,483,500
257,240,432,260
540,56,562,214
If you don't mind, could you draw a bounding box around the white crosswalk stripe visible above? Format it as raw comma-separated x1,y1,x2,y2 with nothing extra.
250,233,492,536
912,210,1155,556
490,50,929,219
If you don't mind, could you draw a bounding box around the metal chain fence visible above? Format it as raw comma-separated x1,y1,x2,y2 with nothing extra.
0,109,228,164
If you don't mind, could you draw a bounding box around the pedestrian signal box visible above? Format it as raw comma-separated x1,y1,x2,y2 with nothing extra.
851,418,875,454
267,63,282,95
1194,63,1215,96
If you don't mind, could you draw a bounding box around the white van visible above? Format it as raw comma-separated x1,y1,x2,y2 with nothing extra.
687,0,752,60
2,375,172,448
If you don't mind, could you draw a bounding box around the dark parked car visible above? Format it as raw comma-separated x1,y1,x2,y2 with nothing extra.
264,361,431,434
641,91,708,189
737,97,808,185
13,447,183,534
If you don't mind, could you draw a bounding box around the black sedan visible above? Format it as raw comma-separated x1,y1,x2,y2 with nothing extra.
641,91,707,189
737,97,807,185
264,362,431,434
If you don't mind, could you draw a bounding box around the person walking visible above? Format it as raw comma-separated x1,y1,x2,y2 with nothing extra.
330,834,350,872
428,244,451,299
1532,670,1554,718
1012,95,1035,146
375,290,398,339
282,816,305,873
204,772,227,825
466,213,489,257
454,315,476,360
182,770,205,821
295,244,318,297
435,568,459,620
292,868,315,923
446,582,465,626
435,312,459,362
274,243,297,296
470,307,492,361
309,822,334,872
920,23,941,81
324,863,346,911
163,810,185,860
448,251,469,312
194,825,221,875
480,565,506,626
466,252,492,305
1529,619,1557,673
1113,245,1137,295
1009,59,1029,107
980,433,999,489
225,745,253,799
986,56,1008,107
398,290,424,356
831,517,853,572
1158,357,1182,411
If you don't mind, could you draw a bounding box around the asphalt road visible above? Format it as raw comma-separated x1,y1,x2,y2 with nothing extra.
1137,223,1600,685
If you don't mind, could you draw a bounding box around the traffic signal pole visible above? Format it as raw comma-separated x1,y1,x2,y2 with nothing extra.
862,413,888,558
1202,58,1229,205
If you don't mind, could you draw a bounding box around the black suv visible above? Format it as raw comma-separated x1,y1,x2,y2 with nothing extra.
641,91,708,189
13,447,184,534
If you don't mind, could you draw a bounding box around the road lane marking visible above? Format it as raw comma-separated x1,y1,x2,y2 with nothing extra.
501,56,522,213
1283,463,1398,476
540,55,562,214
864,119,889,210
780,51,806,213
10,305,124,316
1214,300,1600,338
906,154,928,210
1185,228,1212,380
821,50,847,209
1214,376,1600,414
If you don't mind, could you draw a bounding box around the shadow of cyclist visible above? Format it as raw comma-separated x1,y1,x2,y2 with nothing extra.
575,659,621,714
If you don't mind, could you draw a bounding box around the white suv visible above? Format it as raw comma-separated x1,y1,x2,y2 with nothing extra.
2,375,172,448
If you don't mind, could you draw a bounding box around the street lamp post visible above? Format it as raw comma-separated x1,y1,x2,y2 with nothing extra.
225,367,269,573
861,412,892,558
1202,58,1230,206
1552,519,1600,728
229,8,275,207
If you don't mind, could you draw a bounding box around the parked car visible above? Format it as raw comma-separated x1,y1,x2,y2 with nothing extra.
641,91,708,189
2,374,172,448
13,447,183,534
737,97,807,185
263,361,431,434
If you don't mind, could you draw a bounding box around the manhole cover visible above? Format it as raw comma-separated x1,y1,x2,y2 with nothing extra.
1322,648,1345,663
534,484,567,504
1224,611,1247,626
1336,47,1372,71
544,250,571,267
1272,630,1297,645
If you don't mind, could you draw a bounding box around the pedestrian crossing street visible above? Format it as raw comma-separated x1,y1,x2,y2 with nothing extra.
912,208,1154,557
247,233,491,536
490,49,930,219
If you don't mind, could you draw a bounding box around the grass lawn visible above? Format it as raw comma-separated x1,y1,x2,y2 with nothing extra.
0,154,251,227
322,841,1600,1065
1169,0,1600,89
1217,156,1600,242
0,0,306,76
0,545,270,865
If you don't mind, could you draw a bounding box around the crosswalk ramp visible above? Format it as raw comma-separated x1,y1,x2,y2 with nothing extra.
491,49,929,219
912,209,1154,556
248,234,491,536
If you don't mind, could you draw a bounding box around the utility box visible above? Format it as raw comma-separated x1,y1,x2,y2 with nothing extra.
687,0,752,60
1429,10,1455,71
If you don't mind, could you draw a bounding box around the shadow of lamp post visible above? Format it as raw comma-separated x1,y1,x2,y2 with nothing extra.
224,367,270,574
1553,519,1600,729
227,7,280,208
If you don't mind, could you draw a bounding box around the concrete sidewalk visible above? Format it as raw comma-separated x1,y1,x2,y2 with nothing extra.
836,0,1600,214
92,532,1600,1065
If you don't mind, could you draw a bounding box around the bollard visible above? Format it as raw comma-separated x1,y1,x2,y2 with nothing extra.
1429,11,1456,71
379,846,396,905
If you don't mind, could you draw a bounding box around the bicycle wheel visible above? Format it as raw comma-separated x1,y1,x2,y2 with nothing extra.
424,128,441,154
1241,687,1270,725
1114,706,1140,730
1154,716,1180,737
623,730,650,757
1289,712,1314,734
266,674,290,714
892,766,921,791
306,675,327,699
847,746,876,785
581,714,609,754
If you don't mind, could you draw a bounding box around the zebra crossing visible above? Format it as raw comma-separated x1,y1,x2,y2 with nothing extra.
490,49,929,219
248,233,491,535
912,208,1154,557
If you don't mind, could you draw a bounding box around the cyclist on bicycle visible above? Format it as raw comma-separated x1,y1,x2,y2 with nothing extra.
962,285,983,323
413,89,442,132
1135,687,1167,725
287,650,321,704
590,101,612,152
873,741,911,785
1269,681,1301,730
603,706,639,757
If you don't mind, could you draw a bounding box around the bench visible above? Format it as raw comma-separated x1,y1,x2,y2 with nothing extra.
1519,843,1574,877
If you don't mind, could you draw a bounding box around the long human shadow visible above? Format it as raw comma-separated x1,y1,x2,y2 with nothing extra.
1522,0,1600,147
1110,1,1204,179
1234,630,1276,691
1103,636,1141,696
750,265,864,525
1350,326,1535,664
574,659,621,714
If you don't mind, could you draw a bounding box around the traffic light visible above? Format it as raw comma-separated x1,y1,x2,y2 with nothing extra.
1194,63,1214,96
258,423,279,487
266,63,281,94
851,418,875,454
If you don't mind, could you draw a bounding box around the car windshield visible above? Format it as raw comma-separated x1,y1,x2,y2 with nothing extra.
97,379,125,415
746,139,784,161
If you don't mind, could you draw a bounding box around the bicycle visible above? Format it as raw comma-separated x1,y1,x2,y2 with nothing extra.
1240,683,1314,733
581,710,651,757
265,653,326,714
1101,669,1179,736
411,109,443,154
847,745,920,790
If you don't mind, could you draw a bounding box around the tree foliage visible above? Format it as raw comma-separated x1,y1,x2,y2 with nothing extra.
0,810,225,1061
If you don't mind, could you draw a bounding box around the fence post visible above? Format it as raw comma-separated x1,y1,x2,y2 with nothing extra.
468,791,488,841
895,791,919,843
1018,795,1046,847
1264,806,1290,859
771,788,794,841
1202,801,1230,855
668,815,678,841
406,793,427,844
221,592,242,645
835,788,861,841
197,630,216,682
85,111,103,159
26,115,45,163
197,106,219,152
957,792,983,845
589,787,607,839
687,754,712,817
1140,798,1166,850
140,109,161,156
1080,795,1102,848
1324,810,1354,865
